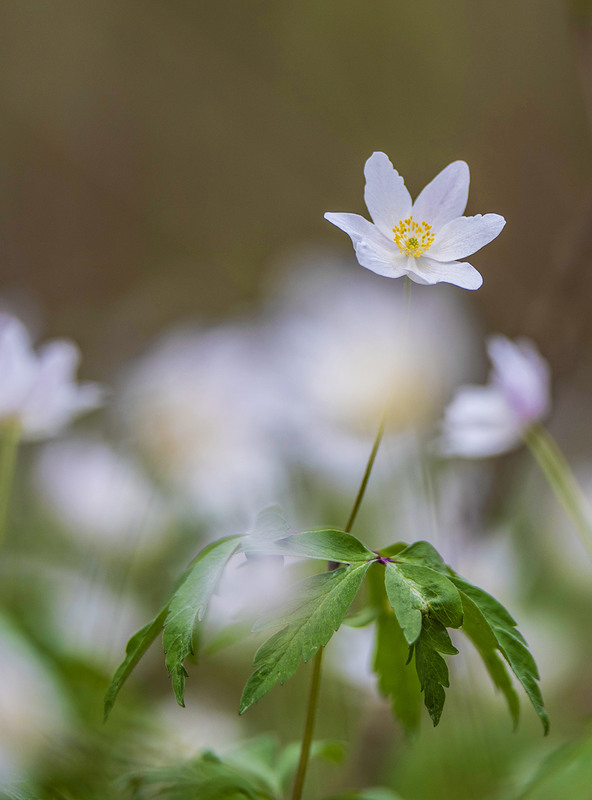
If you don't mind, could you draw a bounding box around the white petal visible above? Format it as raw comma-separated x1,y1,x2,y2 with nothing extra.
0,315,37,417
429,214,506,262
363,152,412,238
412,161,469,231
324,212,388,248
354,238,408,279
407,257,483,290
439,386,523,458
324,212,407,279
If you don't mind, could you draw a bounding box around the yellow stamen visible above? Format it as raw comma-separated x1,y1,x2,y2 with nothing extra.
392,216,435,257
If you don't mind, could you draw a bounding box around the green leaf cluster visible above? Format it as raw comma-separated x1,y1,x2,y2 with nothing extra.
105,509,548,733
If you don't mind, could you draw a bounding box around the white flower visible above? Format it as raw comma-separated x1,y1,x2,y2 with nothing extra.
118,324,287,526
34,437,169,552
0,314,103,439
265,257,478,485
325,152,505,290
440,335,551,457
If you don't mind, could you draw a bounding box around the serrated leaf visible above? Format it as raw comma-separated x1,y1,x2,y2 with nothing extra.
384,563,463,646
244,506,293,549
163,536,241,706
458,591,520,728
451,576,548,733
104,605,169,720
414,616,455,726
373,609,422,732
240,562,370,714
243,528,375,564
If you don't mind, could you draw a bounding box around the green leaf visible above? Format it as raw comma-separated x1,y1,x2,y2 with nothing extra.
163,536,242,706
451,576,548,734
104,605,169,720
384,563,463,646
414,616,456,726
395,540,449,572
458,591,520,728
240,562,370,714
243,528,375,564
373,608,422,732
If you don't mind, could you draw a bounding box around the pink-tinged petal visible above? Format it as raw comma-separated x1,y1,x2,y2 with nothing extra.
363,152,412,238
429,214,506,262
0,315,37,417
408,257,483,290
487,335,550,424
412,161,469,231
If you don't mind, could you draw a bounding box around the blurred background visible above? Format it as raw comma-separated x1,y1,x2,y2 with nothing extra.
2,0,592,798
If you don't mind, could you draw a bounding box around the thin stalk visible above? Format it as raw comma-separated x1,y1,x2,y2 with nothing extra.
291,278,413,800
524,424,592,561
290,647,324,800
0,424,21,552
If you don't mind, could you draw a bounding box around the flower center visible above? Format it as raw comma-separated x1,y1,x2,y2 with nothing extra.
392,216,435,257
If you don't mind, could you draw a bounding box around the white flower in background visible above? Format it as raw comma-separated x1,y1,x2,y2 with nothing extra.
440,335,551,458
325,152,505,289
34,437,169,552
118,324,287,527
0,314,103,439
265,258,478,484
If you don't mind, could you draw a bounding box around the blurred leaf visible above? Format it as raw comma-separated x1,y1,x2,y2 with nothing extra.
384,562,463,646
451,577,548,734
163,536,242,706
324,789,405,800
517,727,592,798
277,740,346,792
243,527,375,564
240,562,370,713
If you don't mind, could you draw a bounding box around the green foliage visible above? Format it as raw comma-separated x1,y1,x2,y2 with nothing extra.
240,562,370,713
126,735,345,800
451,577,548,734
105,510,547,733
516,727,592,798
163,536,242,706
103,607,169,721
325,791,405,800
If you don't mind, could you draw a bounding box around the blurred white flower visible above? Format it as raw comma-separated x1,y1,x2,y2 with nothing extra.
266,259,478,485
0,314,102,439
440,335,550,458
0,618,69,782
34,437,169,552
118,324,287,527
325,152,505,290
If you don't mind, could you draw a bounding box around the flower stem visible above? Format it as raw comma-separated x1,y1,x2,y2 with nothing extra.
291,278,413,800
524,424,592,561
0,424,20,553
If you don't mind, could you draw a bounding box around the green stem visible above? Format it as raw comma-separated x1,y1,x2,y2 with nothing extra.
0,424,21,553
291,278,413,800
524,424,592,561
290,647,324,800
